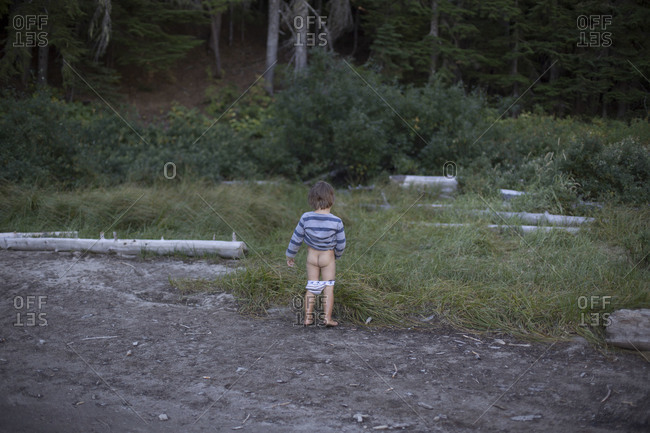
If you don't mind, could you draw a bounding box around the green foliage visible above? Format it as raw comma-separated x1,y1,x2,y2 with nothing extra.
2,57,647,207
0,0,204,91
110,0,205,77
0,0,85,88
355,0,650,117
561,135,650,204
205,81,273,136
0,90,85,184
361,0,431,82
0,89,257,186
459,113,650,206
263,51,493,182
592,205,650,268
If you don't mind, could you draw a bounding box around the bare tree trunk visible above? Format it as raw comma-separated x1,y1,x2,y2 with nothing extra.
241,5,245,42
37,44,48,85
429,0,439,76
211,12,223,78
351,4,359,56
229,1,234,46
294,0,308,71
265,0,280,94
510,1,519,102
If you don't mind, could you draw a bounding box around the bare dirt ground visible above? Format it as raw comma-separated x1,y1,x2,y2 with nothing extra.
121,31,270,122
1,249,648,432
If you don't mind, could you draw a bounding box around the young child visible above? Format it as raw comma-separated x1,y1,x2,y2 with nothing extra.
286,181,346,327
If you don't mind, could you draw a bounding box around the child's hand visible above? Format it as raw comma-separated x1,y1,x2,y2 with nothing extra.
287,257,295,267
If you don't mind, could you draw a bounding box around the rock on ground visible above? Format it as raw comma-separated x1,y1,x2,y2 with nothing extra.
606,309,650,351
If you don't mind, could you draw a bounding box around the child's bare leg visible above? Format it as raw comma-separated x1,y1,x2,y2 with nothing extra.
320,259,337,326
304,291,316,325
322,285,337,326
305,256,320,325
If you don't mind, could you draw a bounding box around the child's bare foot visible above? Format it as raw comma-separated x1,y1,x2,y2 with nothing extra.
323,318,338,327
304,313,314,326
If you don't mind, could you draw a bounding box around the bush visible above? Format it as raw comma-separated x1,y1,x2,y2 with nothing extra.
262,50,493,183
0,90,85,185
561,135,650,204
2,60,648,208
459,113,650,207
0,90,258,186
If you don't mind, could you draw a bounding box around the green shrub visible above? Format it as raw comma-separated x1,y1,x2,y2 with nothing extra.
561,135,650,204
0,90,259,186
0,90,85,185
2,59,648,208
262,50,493,182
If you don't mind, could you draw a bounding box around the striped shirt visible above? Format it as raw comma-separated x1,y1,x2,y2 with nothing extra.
286,211,346,259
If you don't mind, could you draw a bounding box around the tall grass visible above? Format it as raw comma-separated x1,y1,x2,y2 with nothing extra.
1,181,648,341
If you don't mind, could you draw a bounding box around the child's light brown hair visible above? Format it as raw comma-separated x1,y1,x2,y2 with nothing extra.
308,181,335,210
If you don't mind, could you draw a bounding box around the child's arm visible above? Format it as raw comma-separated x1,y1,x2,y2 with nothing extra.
334,221,346,259
286,216,305,265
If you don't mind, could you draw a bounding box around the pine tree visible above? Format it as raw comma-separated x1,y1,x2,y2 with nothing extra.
0,0,85,88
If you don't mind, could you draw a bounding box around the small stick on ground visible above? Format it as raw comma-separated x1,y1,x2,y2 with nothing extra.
392,363,398,378
600,385,612,403
80,336,118,341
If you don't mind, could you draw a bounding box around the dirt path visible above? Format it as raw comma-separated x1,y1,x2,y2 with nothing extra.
0,250,648,432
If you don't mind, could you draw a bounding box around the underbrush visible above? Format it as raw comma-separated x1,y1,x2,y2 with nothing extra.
2,182,647,344
2,56,648,205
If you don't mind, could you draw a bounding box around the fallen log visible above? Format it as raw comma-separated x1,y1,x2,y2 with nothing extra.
369,203,592,228
474,210,594,226
222,180,278,185
426,223,581,234
1,237,247,259
0,231,79,238
410,206,592,225
500,189,526,200
389,175,457,195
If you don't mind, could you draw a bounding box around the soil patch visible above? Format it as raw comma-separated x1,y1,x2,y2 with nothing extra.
1,250,648,432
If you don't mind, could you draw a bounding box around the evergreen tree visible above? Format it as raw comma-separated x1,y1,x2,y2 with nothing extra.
108,0,204,78
0,0,85,88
